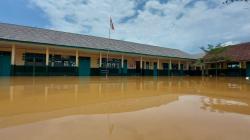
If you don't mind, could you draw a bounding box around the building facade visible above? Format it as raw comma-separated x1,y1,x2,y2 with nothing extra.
0,23,199,76
203,43,250,77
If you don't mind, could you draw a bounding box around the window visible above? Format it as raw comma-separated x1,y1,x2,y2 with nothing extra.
172,64,178,70
23,53,45,66
146,62,150,69
0,51,10,56
180,64,184,70
162,63,169,70
99,58,121,69
50,55,76,67
227,62,240,69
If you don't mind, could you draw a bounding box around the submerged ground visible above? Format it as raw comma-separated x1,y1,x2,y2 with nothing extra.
0,76,250,140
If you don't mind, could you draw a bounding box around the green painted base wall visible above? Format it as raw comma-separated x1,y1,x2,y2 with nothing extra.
0,52,11,76
9,66,203,76
12,65,78,76
246,62,250,77
10,65,250,77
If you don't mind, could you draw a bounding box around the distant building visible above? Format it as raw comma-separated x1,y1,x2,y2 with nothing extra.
203,42,250,77
0,23,200,76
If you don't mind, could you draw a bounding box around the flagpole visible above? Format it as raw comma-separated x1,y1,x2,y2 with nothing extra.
106,18,111,78
109,25,111,39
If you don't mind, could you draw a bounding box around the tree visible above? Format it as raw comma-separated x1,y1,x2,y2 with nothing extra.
200,43,223,54
200,43,232,76
200,43,231,62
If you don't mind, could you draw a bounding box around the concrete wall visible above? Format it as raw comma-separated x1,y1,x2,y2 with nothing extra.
0,42,197,76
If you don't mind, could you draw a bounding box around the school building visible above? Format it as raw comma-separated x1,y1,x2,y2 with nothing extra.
203,42,250,77
0,23,200,76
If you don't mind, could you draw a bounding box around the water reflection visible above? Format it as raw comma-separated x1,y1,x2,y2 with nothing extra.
0,77,250,140
201,96,249,114
0,77,250,117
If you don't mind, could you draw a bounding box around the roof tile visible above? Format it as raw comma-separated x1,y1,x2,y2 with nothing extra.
0,23,194,59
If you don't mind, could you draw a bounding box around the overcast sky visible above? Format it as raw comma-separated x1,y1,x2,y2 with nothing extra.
0,0,250,54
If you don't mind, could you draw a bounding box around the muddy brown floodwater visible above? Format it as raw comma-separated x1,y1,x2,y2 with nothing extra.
0,76,250,140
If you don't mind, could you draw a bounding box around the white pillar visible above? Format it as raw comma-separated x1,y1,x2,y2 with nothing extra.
157,58,160,69
186,62,189,70
46,47,49,66
178,60,181,70
169,59,172,70
75,50,79,67
140,56,143,69
106,51,109,67
239,62,242,69
99,52,102,67
105,51,109,78
121,55,124,68
11,44,15,65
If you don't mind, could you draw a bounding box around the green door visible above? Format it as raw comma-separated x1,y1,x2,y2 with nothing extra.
153,62,158,76
247,62,250,77
123,60,128,75
79,57,90,76
0,55,11,76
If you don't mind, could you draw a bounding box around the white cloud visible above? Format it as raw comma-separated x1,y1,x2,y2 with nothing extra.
29,0,250,54
221,41,238,47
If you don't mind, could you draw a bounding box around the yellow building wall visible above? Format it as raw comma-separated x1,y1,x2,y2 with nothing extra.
15,47,46,65
1,44,194,71
15,47,50,65
90,55,99,68
0,47,11,52
144,58,158,70
159,59,170,70
241,61,246,69
127,57,136,69
15,48,25,65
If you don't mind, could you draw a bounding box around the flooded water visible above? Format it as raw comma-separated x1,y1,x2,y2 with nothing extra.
0,76,250,140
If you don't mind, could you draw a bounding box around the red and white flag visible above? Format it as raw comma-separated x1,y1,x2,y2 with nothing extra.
110,17,115,31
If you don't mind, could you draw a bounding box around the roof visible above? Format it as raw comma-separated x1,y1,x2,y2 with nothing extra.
0,23,195,59
204,42,250,62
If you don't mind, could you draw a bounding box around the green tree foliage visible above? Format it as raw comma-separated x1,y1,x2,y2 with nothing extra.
200,43,223,53
200,44,232,62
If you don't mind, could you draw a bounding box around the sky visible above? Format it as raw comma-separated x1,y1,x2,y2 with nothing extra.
0,0,250,54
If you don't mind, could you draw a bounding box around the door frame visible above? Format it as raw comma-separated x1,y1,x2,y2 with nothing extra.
123,59,128,75
153,62,158,76
79,57,91,76
0,52,11,76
